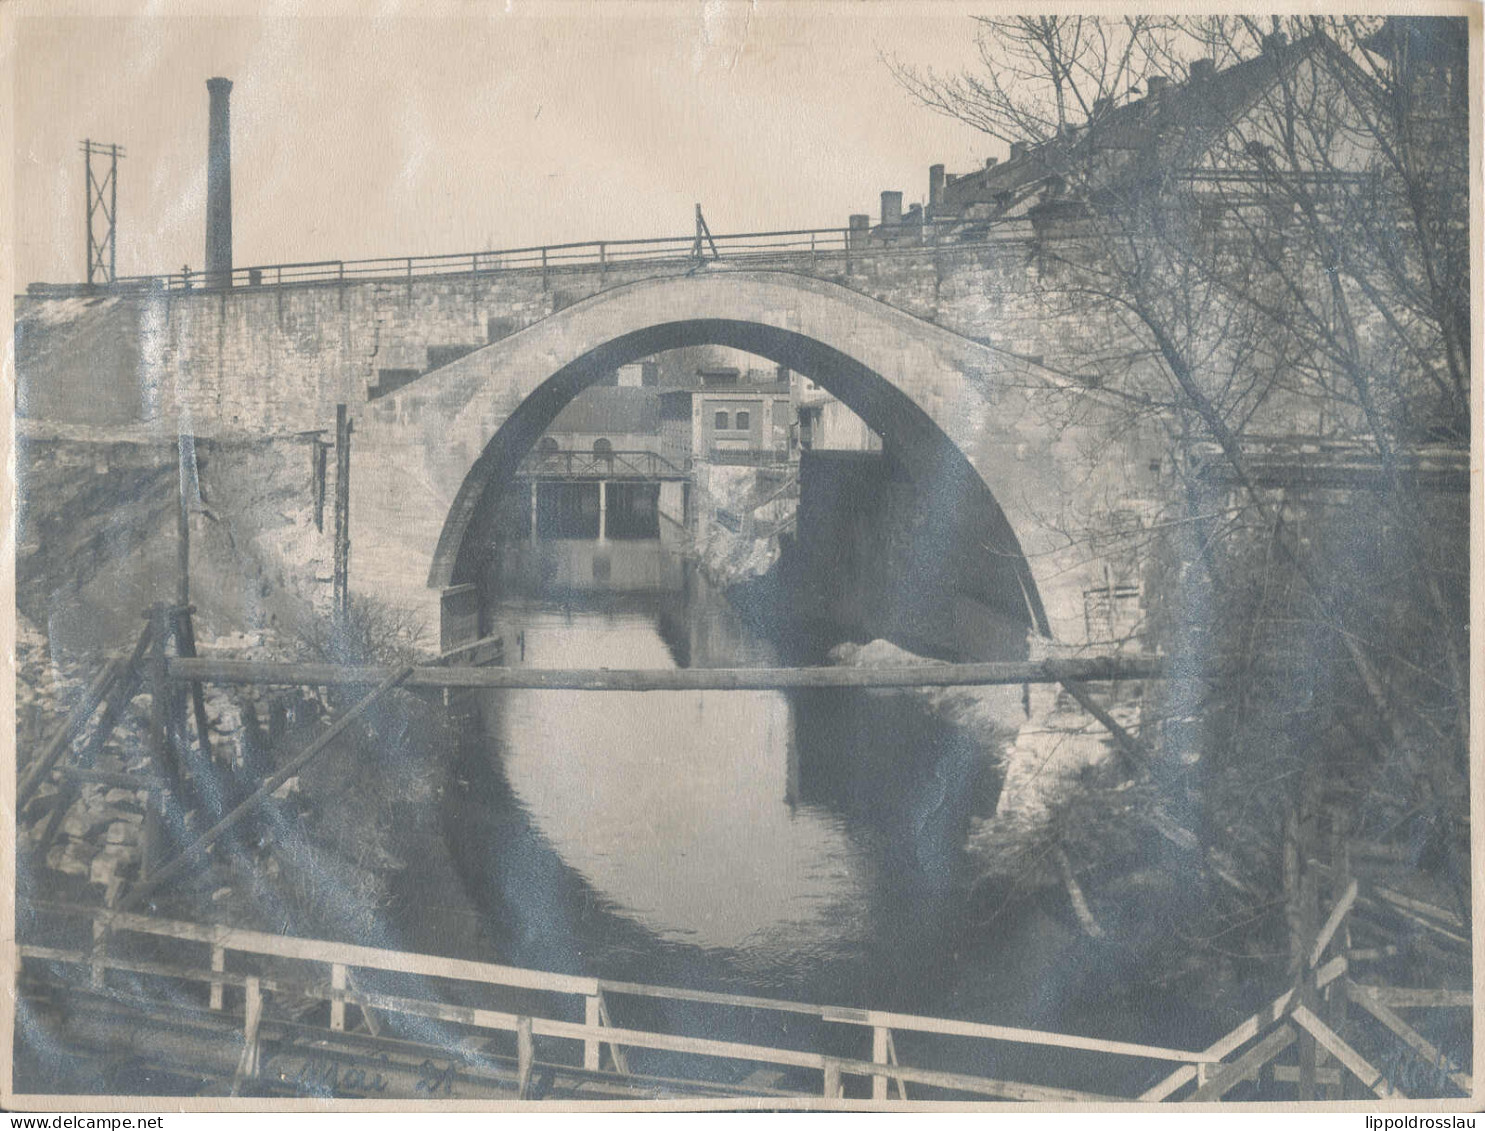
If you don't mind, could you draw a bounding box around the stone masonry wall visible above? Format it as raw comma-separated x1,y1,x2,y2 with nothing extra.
17,243,1054,437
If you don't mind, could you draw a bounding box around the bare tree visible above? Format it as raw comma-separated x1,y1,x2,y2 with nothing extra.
890,15,1470,946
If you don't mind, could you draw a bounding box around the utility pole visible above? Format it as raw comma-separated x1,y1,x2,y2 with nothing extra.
691,203,720,264
81,140,125,285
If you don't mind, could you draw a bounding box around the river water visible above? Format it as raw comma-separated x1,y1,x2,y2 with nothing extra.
447,564,1020,1009
438,542,1218,1096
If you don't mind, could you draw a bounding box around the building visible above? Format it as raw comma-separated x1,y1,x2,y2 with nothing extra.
658,365,794,467
792,372,881,453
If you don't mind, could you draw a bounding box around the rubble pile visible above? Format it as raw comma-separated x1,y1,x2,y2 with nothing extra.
17,615,151,893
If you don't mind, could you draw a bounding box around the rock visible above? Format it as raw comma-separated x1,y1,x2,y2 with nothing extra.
103,788,145,807
211,886,233,902
103,821,134,845
49,839,97,878
89,843,137,886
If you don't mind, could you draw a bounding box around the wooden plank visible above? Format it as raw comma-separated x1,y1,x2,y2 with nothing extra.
1347,982,1472,1094
1309,879,1359,968
21,942,1142,1104
166,655,1167,692
1141,955,1348,1100
52,766,168,790
516,1016,534,1099
173,608,216,773
17,657,125,806
871,1026,888,1101
1372,886,1466,929
333,404,351,622
1187,1025,1296,1101
40,903,600,997
1060,679,1150,767
1291,1005,1403,1098
855,1007,1211,1064
119,666,414,911
37,900,1209,1067
1376,903,1470,947
1274,1065,1342,1084
1353,986,1473,1009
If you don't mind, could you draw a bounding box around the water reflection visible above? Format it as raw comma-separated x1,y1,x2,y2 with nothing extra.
454,571,1013,1000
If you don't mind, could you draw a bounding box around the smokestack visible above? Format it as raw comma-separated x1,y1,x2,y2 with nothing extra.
1009,141,1027,160
1190,58,1215,83
205,77,233,286
1146,75,1169,98
928,164,946,209
880,190,902,226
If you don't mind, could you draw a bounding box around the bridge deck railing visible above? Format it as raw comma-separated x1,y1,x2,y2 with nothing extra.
22,901,1219,1101
93,220,1035,294
516,450,691,481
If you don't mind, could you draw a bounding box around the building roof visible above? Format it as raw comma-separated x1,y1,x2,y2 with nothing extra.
940,33,1333,217
547,386,660,436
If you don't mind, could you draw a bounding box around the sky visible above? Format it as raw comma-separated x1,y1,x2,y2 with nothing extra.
11,1,1004,286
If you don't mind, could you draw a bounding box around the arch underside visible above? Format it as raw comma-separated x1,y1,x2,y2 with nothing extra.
430,318,1051,638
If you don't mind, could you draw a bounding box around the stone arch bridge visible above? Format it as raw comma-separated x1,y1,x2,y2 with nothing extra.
17,235,1162,656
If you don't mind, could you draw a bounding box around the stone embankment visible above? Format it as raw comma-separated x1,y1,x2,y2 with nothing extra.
828,637,1147,899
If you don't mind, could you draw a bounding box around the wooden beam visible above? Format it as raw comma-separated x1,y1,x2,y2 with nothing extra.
1352,986,1472,1009
165,654,1167,692
119,666,412,911
1060,678,1151,767
1310,879,1360,968
1291,1004,1403,1098
1187,1024,1296,1101
1140,955,1348,1100
1347,981,1471,1094
17,657,125,807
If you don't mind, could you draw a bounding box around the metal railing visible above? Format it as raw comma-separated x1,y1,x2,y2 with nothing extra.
516,449,690,481
80,219,1035,295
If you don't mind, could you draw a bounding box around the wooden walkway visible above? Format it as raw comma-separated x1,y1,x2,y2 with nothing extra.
16,895,1468,1103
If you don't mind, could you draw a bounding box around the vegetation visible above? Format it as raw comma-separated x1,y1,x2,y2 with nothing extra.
892,16,1469,966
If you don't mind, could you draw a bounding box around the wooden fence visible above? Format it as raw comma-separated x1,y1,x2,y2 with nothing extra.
22,902,1219,1102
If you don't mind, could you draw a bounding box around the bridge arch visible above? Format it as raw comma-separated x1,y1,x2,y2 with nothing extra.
352,271,1062,645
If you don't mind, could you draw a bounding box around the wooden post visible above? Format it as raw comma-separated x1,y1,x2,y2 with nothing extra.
173,607,215,773
90,917,108,989
822,1058,841,1099
333,405,352,626
210,945,226,1010
147,607,178,787
312,439,328,533
177,435,194,608
120,666,412,911
1327,807,1351,1100
516,1015,535,1099
140,788,160,882
871,1026,889,1101
231,975,262,1092
584,994,601,1071
330,963,347,1031
17,655,124,808
594,990,629,1075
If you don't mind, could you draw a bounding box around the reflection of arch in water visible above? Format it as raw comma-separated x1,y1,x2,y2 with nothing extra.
433,316,1048,641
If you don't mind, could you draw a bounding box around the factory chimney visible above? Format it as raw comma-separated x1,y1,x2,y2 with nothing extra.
205,77,234,286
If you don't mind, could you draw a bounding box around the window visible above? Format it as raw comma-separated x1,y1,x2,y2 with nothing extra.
593,438,613,454
734,411,750,431
715,411,729,431
537,436,560,454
